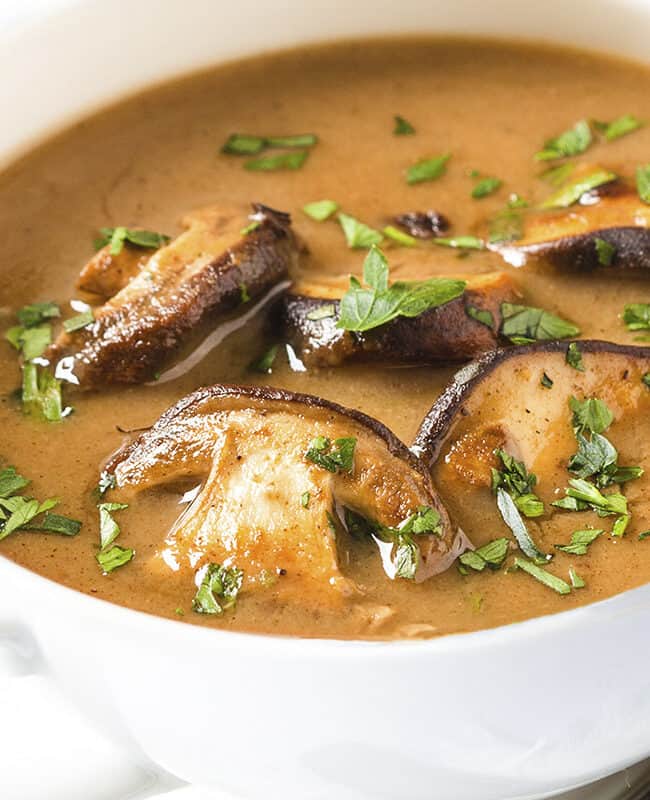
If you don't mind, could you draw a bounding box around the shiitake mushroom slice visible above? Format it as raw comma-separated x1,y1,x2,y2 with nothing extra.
283,271,521,368
413,341,650,561
489,180,650,273
48,204,298,387
104,385,467,608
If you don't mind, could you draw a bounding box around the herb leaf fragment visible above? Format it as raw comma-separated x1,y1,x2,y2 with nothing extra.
393,115,415,135
500,302,580,344
534,120,592,161
192,563,243,615
337,246,466,332
96,227,170,256
305,436,356,474
406,153,450,185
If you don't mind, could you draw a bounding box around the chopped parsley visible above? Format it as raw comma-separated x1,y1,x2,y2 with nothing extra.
539,162,575,186
534,120,592,161
300,491,310,508
594,114,644,141
239,283,250,303
496,488,550,562
393,115,416,135
338,213,383,249
540,170,617,209
569,568,585,589
643,373,650,388
0,466,81,542
5,301,60,362
554,528,602,555
512,557,571,595
433,235,485,250
569,396,613,435
639,531,650,541
612,514,631,538
623,303,650,331
63,309,94,333
466,306,494,328
306,303,336,321
96,502,132,573
249,344,279,374
222,133,317,154
541,372,554,389
552,478,628,517
192,563,243,615
344,505,441,581
471,177,502,199
491,450,544,518
305,436,356,473
336,246,465,332
488,207,524,244
240,221,261,236
22,363,66,423
96,545,134,574
303,200,339,221
382,225,417,247
458,538,510,572
500,302,580,344
244,151,309,171
406,153,450,185
594,237,615,266
566,342,585,371
637,164,650,204
95,227,170,256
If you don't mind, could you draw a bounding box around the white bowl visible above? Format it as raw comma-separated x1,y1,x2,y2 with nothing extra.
2,2,650,798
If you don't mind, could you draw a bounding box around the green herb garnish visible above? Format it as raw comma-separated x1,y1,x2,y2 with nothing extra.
22,363,65,422
539,162,575,186
612,514,631,538
336,246,465,332
0,466,80,542
394,115,415,135
98,502,128,550
303,200,339,221
63,309,94,333
338,213,383,249
569,396,613,435
240,221,261,236
512,557,571,594
623,303,650,331
5,302,60,362
96,227,170,256
433,236,485,250
96,545,134,574
305,436,356,474
489,208,524,244
540,170,617,209
192,562,243,615
472,177,502,199
534,120,592,161
566,342,585,371
222,133,317,154
541,372,554,389
555,528,602,555
594,238,615,266
466,306,494,328
594,114,644,141
496,488,550,562
458,538,510,572
569,568,585,589
491,449,544,518
406,153,450,185
500,302,580,344
382,225,417,247
553,478,628,517
301,491,310,508
249,344,279,374
244,151,309,171
637,164,650,204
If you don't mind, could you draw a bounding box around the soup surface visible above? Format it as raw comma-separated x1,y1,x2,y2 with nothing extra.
1,38,649,639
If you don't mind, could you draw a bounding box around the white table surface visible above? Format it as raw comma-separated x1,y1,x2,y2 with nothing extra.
1,2,650,799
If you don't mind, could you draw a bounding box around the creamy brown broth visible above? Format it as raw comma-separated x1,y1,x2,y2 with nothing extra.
1,38,650,638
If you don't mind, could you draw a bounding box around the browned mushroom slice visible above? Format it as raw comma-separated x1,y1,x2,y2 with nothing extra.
489,182,650,272
413,341,650,558
105,385,465,608
283,271,521,367
49,204,298,387
77,243,153,299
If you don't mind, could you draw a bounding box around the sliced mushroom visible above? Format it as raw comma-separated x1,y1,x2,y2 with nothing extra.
413,341,650,554
282,271,521,367
49,204,298,387
490,182,650,272
77,243,154,299
105,385,465,607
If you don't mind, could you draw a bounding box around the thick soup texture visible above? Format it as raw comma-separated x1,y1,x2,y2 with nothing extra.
1,38,650,639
